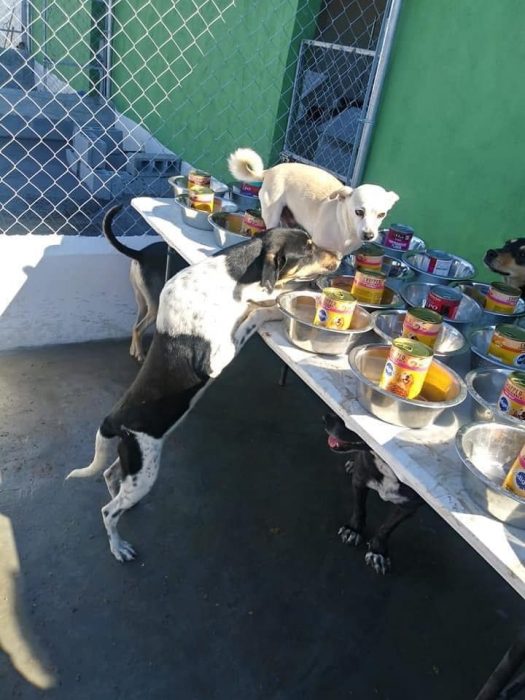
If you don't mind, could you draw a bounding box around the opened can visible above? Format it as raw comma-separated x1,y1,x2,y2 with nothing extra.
502,443,525,497
498,371,525,421
488,325,525,367
379,337,433,400
402,307,443,349
241,209,266,236
485,282,521,315
351,270,386,305
355,243,384,272
188,186,214,213
422,249,454,277
188,169,212,189
240,181,262,197
382,224,414,251
313,288,356,331
425,285,462,319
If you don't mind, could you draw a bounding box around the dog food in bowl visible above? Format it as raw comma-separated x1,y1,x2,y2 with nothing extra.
313,288,356,330
402,307,443,349
351,270,386,305
485,282,521,315
189,186,214,213
498,371,525,420
382,224,415,252
488,324,525,367
355,243,384,272
425,285,463,319
188,169,211,189
379,337,433,399
241,208,266,236
502,442,525,497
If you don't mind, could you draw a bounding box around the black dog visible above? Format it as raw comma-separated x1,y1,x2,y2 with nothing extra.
324,413,422,574
484,238,525,297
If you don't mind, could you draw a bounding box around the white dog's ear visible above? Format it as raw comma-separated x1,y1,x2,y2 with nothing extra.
387,191,399,208
328,186,353,201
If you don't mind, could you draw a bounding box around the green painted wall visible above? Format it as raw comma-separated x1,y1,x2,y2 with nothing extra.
111,0,320,182
364,0,525,281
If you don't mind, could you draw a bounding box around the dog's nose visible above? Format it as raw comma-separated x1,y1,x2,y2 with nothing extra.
485,249,497,260
362,231,375,241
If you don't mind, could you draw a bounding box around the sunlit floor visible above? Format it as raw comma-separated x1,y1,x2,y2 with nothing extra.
0,337,523,699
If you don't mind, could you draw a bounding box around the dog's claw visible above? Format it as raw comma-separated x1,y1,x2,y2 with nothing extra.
338,526,362,547
110,539,136,562
365,551,391,575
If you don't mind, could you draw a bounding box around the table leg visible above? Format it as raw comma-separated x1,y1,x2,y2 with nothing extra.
475,633,525,699
278,363,289,387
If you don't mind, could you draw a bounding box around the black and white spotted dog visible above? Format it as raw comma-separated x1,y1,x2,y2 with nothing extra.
324,413,422,574
67,222,340,562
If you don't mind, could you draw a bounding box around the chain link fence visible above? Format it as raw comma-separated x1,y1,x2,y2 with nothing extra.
0,0,397,236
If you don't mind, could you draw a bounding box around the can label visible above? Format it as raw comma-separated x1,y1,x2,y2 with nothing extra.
503,445,525,497
379,338,433,399
241,209,266,236
402,308,443,348
240,181,262,197
313,288,356,330
425,285,462,319
488,325,525,367
485,282,520,314
498,372,525,420
188,186,214,213
422,249,453,276
355,243,384,272
350,270,386,305
188,170,212,189
383,224,414,251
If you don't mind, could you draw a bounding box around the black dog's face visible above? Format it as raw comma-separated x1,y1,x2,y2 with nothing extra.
484,239,525,287
323,413,367,453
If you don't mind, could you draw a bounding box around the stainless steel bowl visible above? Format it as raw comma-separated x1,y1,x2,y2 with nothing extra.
315,274,404,311
468,325,525,371
226,183,261,212
168,175,230,198
371,309,469,362
208,211,250,248
465,367,513,421
174,194,237,231
402,251,476,284
377,228,426,260
340,254,415,291
456,421,525,528
277,290,373,356
399,282,483,330
348,344,467,428
452,281,525,325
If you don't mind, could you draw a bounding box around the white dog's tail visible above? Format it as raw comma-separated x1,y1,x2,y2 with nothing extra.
66,429,114,480
227,148,265,182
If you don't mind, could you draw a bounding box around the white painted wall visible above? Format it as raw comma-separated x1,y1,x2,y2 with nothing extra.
0,234,158,351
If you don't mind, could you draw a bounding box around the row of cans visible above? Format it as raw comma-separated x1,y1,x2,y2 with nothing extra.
188,169,262,198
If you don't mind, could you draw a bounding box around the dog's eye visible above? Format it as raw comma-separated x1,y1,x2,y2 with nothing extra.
377,212,385,218
355,209,364,217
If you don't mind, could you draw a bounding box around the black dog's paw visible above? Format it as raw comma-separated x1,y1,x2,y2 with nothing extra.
365,550,391,575
338,525,363,547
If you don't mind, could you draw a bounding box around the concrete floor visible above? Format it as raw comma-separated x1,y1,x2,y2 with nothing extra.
0,337,523,699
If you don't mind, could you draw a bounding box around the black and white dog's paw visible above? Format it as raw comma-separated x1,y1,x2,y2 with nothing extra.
365,550,391,575
338,525,363,547
110,538,137,563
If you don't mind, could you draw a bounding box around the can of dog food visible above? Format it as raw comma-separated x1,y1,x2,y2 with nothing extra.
425,285,463,319
239,181,262,197
187,169,212,189
241,209,266,236
382,224,414,251
498,371,525,421
402,307,443,349
485,282,521,314
188,186,215,213
488,324,525,367
355,243,384,272
379,337,433,400
313,288,357,331
422,249,454,277
502,443,525,497
350,270,386,305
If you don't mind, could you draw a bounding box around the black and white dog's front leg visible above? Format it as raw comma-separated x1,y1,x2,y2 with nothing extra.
338,452,370,547
365,499,421,575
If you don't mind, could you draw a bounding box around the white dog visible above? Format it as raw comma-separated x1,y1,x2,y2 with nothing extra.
228,148,399,255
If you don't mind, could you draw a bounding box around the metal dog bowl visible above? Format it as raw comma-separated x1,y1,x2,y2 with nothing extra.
377,228,426,260
174,194,237,231
208,211,251,248
277,290,373,356
315,274,404,311
400,282,483,331
168,175,229,198
226,183,261,212
465,367,513,422
402,251,476,285
456,422,525,528
340,254,415,291
371,309,469,363
348,344,467,429
468,325,525,371
452,281,525,325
